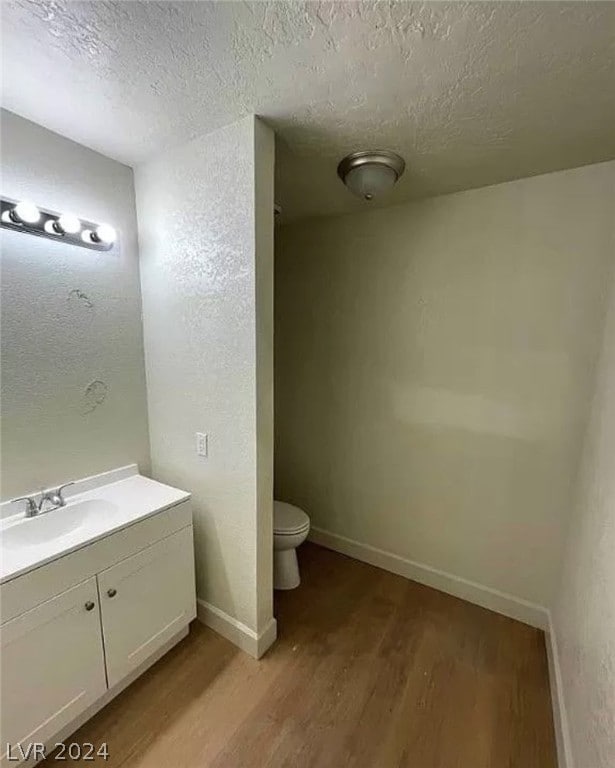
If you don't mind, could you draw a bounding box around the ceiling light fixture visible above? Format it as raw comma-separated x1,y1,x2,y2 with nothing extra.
337,150,405,201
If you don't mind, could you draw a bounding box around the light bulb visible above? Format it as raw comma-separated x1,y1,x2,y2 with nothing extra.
57,213,81,234
93,223,116,244
11,200,40,224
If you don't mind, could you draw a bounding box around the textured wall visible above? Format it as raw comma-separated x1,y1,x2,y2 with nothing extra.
552,216,615,766
1,110,150,500
275,161,615,606
136,116,275,634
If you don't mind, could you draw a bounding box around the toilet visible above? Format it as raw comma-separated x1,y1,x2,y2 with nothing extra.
273,500,310,590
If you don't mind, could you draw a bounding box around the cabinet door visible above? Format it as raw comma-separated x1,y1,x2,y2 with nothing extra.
0,578,107,762
98,525,196,688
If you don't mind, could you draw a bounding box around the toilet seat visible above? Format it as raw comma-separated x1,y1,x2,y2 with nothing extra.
274,501,310,535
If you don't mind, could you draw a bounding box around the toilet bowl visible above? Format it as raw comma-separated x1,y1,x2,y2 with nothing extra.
273,501,310,590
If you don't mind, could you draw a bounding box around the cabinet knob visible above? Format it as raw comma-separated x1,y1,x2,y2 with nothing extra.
107,588,117,598
85,601,95,611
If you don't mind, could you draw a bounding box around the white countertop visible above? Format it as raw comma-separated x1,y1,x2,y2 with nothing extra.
0,470,191,584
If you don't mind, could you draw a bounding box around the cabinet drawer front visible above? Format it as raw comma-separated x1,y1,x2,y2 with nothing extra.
0,578,107,762
98,526,196,688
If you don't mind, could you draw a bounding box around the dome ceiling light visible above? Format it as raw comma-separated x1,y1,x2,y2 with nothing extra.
337,150,406,201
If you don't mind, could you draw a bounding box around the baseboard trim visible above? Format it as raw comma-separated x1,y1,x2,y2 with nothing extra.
256,616,278,658
309,527,549,630
545,612,574,768
196,598,277,659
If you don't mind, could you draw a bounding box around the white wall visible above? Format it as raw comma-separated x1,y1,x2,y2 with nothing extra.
551,230,615,767
136,116,275,643
275,161,615,608
1,110,150,500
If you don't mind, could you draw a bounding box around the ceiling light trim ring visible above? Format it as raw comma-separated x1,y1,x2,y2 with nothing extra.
337,150,406,182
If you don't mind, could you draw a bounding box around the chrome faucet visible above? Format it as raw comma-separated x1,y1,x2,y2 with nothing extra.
39,482,75,512
12,482,75,518
11,496,39,518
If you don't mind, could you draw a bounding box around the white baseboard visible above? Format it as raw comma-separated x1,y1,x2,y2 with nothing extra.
309,527,549,630
196,598,277,659
256,616,278,658
545,612,574,768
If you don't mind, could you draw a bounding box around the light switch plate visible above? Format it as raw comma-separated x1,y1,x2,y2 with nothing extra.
195,432,208,457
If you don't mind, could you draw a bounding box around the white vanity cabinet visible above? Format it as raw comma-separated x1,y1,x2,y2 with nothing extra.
0,498,195,765
1,578,107,755
98,526,195,688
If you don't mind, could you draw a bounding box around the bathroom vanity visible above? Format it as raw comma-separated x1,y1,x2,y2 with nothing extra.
0,466,196,764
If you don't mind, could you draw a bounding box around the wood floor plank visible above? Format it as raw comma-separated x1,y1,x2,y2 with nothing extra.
42,543,557,767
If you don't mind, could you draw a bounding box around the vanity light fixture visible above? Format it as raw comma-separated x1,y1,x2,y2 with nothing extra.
337,150,406,201
81,223,116,246
7,200,40,224
55,213,82,234
93,223,116,244
44,212,81,236
0,197,116,251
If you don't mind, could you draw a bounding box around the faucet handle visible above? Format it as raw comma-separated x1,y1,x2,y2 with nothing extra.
11,496,39,517
40,481,75,509
55,482,75,506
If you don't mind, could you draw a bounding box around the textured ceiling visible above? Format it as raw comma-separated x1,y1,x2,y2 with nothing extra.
2,1,614,221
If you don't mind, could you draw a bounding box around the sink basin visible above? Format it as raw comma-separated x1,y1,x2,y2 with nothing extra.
0,471,191,584
2,499,118,549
